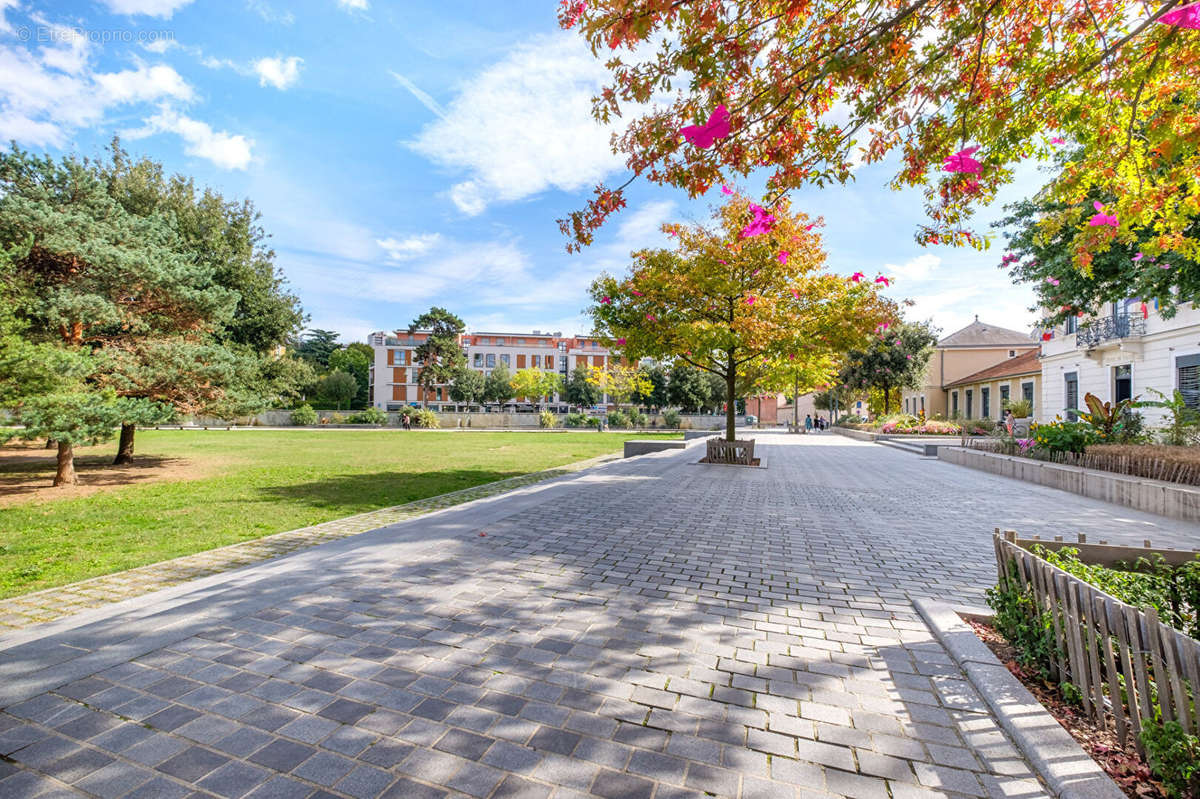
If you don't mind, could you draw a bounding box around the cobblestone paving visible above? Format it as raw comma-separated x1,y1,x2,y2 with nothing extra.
0,453,620,631
0,435,1195,798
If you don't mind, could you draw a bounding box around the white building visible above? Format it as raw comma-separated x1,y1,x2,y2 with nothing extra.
367,329,613,412
1038,301,1200,425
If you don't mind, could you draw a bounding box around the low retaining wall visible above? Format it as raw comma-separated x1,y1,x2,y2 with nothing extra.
187,410,743,430
833,427,877,441
623,440,688,458
939,446,1200,523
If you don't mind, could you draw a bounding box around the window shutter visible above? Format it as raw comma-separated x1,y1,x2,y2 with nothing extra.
1178,356,1200,410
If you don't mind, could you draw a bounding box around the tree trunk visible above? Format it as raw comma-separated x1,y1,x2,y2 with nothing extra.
793,377,800,429
112,423,136,465
883,386,890,415
45,438,55,449
725,366,737,443
54,441,77,487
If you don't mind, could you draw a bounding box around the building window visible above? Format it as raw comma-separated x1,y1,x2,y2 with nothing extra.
516,339,525,345
500,354,510,366
1000,384,1010,405
1065,315,1078,335
1177,354,1200,410
951,391,959,418
1064,372,1079,420
473,353,483,368
1022,381,1034,411
920,396,925,413
559,356,568,371
1114,364,1133,404
410,368,419,384
982,387,991,419
485,353,496,368
965,389,974,419
1009,350,1016,358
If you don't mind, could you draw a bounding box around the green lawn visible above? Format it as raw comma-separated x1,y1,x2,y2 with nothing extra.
0,429,680,598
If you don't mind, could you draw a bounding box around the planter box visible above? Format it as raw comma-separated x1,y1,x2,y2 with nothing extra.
703,438,757,465
939,447,1200,523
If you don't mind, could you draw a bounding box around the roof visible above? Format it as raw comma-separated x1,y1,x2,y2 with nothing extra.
945,348,1042,388
938,317,1037,347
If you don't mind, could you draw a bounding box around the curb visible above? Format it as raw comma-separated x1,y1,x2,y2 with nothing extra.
915,598,1125,799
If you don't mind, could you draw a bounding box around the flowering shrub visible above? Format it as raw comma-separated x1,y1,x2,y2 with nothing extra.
1032,418,1098,454
880,419,962,435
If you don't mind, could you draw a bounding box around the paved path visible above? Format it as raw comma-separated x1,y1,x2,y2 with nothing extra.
0,435,1195,799
0,453,622,631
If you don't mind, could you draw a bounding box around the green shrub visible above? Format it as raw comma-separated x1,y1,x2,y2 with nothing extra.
564,412,589,428
327,412,346,424
290,404,317,426
1032,418,1098,454
606,410,629,428
346,408,387,425
985,563,1061,681
589,415,604,430
539,410,557,428
1004,398,1033,418
412,408,439,429
1141,721,1200,799
627,410,647,427
662,409,681,429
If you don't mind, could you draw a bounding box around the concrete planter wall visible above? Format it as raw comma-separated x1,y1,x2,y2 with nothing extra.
939,446,1200,523
832,427,878,442
181,410,745,431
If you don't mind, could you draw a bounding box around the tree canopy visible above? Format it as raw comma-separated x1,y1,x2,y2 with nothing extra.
588,193,894,439
838,320,938,414
410,307,466,404
559,1,1200,274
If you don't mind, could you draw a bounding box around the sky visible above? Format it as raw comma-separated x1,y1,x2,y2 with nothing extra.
0,0,1048,346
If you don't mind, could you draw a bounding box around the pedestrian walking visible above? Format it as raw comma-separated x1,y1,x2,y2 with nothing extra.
804,414,813,432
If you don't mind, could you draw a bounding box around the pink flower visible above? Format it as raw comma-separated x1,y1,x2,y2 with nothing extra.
875,276,890,287
1159,1,1200,29
746,296,756,305
616,337,626,345
1133,252,1144,262
679,104,731,149
805,224,815,231
791,289,800,299
740,203,776,238
1045,277,1060,286
1050,136,1066,145
943,146,982,174
777,251,789,264
721,185,733,195
646,313,656,321
788,353,795,360
601,296,612,304
632,289,643,296
752,269,760,276
1088,201,1118,228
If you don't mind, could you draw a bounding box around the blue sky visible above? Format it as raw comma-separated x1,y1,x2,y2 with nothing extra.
1,0,1045,345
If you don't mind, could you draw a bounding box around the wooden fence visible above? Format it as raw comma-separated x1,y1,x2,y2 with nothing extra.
994,530,1200,755
968,439,1200,487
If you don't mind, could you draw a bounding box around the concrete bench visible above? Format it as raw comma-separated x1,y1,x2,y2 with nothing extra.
624,440,688,458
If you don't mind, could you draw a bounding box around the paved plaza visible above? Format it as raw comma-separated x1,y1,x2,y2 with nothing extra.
0,434,1194,799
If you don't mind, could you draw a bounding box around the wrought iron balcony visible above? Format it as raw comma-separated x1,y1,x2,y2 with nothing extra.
1075,313,1146,349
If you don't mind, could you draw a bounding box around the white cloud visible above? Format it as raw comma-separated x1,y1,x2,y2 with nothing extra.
95,64,193,103
377,233,441,261
102,0,195,18
246,1,295,24
389,71,445,119
253,55,303,90
337,0,368,10
408,32,624,216
885,253,941,282
0,36,194,147
127,108,254,170
142,38,179,54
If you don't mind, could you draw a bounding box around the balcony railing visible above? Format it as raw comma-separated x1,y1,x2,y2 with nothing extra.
1076,313,1145,349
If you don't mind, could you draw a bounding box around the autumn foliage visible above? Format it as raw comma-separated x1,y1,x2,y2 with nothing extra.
587,193,895,439
559,0,1200,273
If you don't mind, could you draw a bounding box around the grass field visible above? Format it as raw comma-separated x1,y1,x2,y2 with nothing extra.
0,429,681,599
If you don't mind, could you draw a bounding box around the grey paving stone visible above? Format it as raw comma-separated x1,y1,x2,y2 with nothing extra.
155,745,230,782
197,760,272,798
435,728,495,761
292,750,357,786
591,768,655,799
74,761,155,799
336,764,395,799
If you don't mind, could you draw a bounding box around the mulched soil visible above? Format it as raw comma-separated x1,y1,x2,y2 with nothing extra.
964,616,1167,799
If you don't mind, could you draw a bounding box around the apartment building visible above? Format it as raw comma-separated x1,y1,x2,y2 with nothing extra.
1038,300,1200,425
901,317,1039,418
367,329,613,411
944,348,1042,421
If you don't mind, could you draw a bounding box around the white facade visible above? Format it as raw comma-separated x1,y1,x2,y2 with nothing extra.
367,329,612,411
1038,302,1200,426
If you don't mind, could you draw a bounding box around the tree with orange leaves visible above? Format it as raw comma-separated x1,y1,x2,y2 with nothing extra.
559,1,1200,276
587,193,896,441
